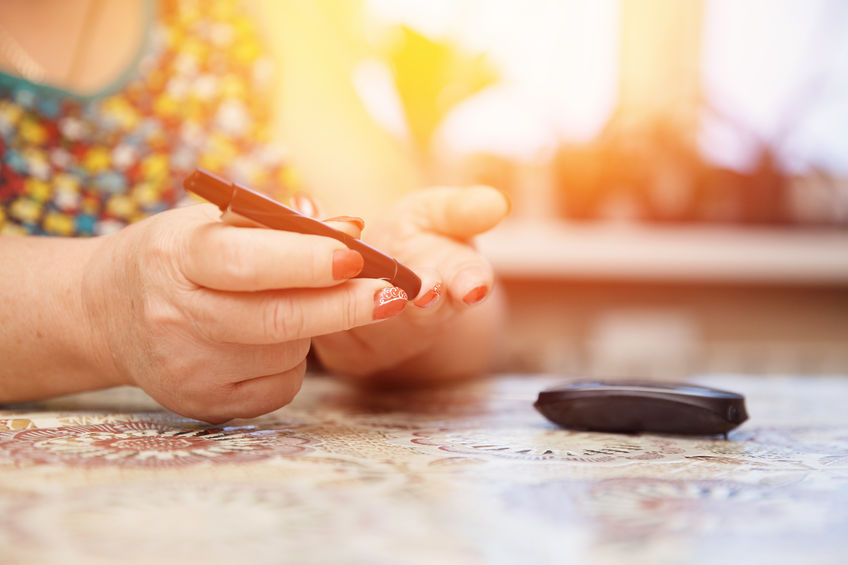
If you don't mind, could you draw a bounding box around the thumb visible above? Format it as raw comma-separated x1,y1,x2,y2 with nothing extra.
410,186,510,240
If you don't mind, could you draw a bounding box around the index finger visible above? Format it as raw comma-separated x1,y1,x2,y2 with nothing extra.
186,279,408,344
181,220,364,291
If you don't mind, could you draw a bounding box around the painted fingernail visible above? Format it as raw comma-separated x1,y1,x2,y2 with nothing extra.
462,285,488,305
374,286,408,320
413,282,442,308
291,192,319,218
324,215,365,231
333,249,364,280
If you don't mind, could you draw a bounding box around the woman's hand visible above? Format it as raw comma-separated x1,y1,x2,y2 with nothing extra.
80,204,407,422
310,185,510,385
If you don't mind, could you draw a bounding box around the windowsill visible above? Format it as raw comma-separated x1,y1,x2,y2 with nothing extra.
476,219,848,285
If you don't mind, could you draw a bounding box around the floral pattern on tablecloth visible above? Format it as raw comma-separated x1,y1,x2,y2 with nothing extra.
1,374,847,565
0,421,310,468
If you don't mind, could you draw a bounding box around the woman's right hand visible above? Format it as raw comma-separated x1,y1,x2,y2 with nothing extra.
82,204,407,423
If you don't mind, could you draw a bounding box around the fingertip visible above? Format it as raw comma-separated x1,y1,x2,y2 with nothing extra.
466,184,511,220
483,185,512,218
324,216,364,239
448,185,511,237
449,265,493,308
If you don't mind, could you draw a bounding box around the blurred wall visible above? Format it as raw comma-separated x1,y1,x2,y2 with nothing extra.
254,0,422,220
499,278,848,378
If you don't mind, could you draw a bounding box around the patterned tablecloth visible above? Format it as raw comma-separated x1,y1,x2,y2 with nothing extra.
1,374,847,565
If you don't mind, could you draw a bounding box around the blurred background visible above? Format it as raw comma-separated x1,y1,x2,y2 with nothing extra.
258,0,848,378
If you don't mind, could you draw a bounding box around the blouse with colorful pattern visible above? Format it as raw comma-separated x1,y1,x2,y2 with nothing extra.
0,0,294,237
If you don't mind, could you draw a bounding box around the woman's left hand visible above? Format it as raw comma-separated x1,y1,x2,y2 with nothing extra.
309,185,510,385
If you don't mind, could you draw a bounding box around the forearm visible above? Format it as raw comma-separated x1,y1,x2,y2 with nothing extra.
0,235,114,402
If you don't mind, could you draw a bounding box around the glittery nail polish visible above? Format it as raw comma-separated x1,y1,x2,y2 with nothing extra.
413,282,442,308
373,286,408,320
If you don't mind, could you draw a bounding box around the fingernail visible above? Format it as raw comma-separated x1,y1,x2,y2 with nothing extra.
291,192,319,218
413,282,442,308
374,286,408,320
462,285,488,305
324,215,365,231
333,249,364,280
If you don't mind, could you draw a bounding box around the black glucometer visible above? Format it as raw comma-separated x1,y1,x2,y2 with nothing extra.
535,381,748,436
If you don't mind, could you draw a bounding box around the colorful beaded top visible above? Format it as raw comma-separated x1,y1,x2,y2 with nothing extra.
0,0,293,237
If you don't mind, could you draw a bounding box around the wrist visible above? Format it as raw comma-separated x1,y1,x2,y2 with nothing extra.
77,234,128,388
0,235,122,401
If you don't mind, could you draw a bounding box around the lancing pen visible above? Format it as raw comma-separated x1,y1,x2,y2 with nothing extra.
183,168,422,298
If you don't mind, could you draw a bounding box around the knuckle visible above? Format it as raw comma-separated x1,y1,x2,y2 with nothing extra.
141,294,183,338
139,216,183,263
263,297,305,342
134,231,177,283
340,287,362,330
183,292,224,343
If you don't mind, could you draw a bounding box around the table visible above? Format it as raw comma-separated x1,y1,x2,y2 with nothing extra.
1,374,847,564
